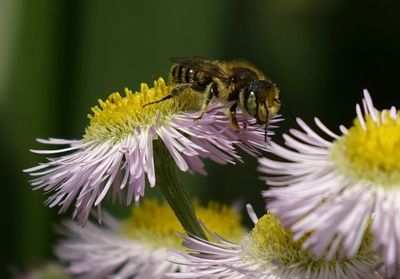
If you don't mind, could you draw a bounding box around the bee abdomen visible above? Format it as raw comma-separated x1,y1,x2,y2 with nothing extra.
171,64,202,83
170,64,213,93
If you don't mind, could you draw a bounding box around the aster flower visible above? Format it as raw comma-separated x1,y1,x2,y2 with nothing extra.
259,90,400,277
24,78,280,225
168,209,379,279
55,199,245,279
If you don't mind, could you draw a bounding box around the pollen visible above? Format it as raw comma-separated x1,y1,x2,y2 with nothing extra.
83,78,202,142
120,199,245,248
250,213,374,271
250,213,305,266
331,111,400,188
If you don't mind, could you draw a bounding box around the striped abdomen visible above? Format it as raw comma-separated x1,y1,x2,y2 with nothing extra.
170,64,212,91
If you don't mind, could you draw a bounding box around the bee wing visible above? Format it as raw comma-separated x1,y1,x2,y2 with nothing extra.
170,57,230,80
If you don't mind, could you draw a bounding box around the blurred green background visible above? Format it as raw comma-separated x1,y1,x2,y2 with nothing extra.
1,0,400,277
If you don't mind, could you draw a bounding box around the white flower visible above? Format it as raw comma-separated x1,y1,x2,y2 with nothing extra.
259,90,400,277
55,199,245,279
25,78,280,224
168,207,379,279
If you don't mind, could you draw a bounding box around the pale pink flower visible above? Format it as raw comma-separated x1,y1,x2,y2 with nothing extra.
55,199,245,279
168,205,378,279
25,78,280,224
260,90,400,277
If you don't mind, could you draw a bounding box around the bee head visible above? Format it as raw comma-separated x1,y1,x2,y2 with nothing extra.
243,80,280,123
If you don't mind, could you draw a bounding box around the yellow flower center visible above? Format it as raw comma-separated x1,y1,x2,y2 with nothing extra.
120,199,245,248
83,78,203,142
250,214,375,271
330,111,400,188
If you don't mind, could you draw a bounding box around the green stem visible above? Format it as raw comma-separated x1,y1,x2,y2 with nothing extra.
153,140,207,239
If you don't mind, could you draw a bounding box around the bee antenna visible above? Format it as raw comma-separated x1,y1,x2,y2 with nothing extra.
273,98,296,125
264,109,269,143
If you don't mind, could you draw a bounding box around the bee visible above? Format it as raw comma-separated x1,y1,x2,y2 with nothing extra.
144,57,281,141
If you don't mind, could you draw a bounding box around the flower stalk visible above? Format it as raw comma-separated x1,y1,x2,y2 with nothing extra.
153,140,207,239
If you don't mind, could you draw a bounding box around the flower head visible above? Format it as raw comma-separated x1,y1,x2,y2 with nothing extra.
24,78,280,224
168,212,378,278
55,199,244,279
259,90,400,277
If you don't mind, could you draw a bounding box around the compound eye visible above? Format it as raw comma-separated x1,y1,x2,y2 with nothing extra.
246,91,257,116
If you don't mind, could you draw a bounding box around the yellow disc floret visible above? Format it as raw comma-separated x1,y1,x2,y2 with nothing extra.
331,111,400,188
249,213,375,272
83,78,202,142
120,199,245,248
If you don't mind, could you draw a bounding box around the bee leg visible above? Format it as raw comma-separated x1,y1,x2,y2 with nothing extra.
264,109,270,143
194,82,218,120
228,102,240,131
243,121,257,129
143,83,191,107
